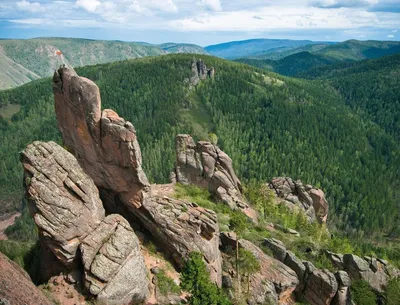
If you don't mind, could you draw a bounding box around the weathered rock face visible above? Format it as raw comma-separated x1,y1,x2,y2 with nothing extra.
284,250,306,291
220,232,299,304
269,177,329,223
21,141,105,265
0,252,53,305
343,254,391,293
80,214,149,304
53,66,149,211
302,269,338,305
263,238,287,262
190,59,215,85
174,134,256,219
332,271,352,305
133,195,222,285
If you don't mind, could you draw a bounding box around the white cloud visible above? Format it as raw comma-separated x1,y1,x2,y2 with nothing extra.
387,34,394,38
76,0,101,13
16,0,45,13
198,0,222,11
169,6,386,32
393,29,398,33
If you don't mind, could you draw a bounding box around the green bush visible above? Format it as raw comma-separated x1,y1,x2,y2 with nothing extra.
181,252,231,305
385,277,400,305
351,280,377,305
155,269,180,296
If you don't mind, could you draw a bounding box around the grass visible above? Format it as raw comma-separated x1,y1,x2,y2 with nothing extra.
0,103,21,119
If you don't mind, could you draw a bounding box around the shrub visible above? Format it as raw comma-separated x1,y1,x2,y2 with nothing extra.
351,280,377,305
155,269,180,296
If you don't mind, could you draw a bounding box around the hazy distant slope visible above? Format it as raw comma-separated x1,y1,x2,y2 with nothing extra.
314,39,400,61
159,43,208,54
248,43,332,60
205,38,327,59
0,47,40,89
0,38,207,90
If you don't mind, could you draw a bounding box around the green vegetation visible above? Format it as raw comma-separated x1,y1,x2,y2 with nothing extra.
181,251,231,305
0,103,21,119
238,248,260,294
155,269,181,296
0,54,399,240
351,280,377,305
4,205,37,242
385,278,400,305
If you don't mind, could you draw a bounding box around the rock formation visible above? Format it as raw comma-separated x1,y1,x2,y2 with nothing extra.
133,194,222,285
174,134,256,219
190,59,215,85
21,141,105,265
21,141,149,304
220,232,299,304
80,214,149,303
303,269,338,305
53,66,149,211
0,252,53,305
332,271,352,305
269,177,329,223
342,254,392,293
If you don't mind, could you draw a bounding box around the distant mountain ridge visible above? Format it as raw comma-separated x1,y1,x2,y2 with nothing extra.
0,37,207,90
205,38,336,59
236,39,400,77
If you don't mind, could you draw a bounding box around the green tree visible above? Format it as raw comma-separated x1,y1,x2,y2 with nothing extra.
238,248,260,295
229,211,248,295
180,252,231,305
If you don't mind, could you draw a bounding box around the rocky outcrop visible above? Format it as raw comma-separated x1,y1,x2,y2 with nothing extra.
0,252,52,305
133,194,222,285
332,271,352,305
190,59,215,85
284,250,306,291
21,141,149,304
303,269,338,305
21,141,105,265
53,66,149,211
342,254,391,293
263,238,287,262
174,134,256,219
80,214,149,304
220,232,299,304
269,177,329,223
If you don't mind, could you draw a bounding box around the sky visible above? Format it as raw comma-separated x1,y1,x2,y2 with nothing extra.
0,0,399,46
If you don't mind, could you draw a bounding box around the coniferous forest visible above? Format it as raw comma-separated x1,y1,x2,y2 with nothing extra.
1,54,399,240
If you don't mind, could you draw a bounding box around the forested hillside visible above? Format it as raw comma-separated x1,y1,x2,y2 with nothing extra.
0,54,399,238
235,40,400,77
0,38,207,89
236,52,339,76
300,54,400,142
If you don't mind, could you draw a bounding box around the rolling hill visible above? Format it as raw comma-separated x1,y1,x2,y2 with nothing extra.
0,54,398,237
0,38,207,90
205,38,332,59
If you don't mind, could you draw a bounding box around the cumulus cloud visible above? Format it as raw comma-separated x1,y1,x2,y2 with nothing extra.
387,34,394,38
169,5,385,32
198,0,222,11
76,0,101,13
16,0,45,13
